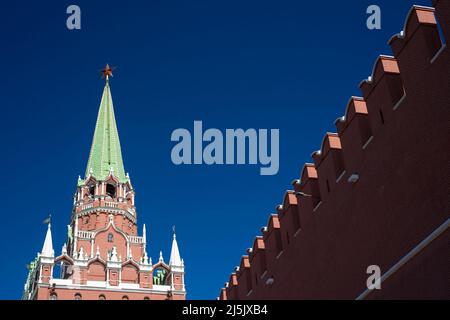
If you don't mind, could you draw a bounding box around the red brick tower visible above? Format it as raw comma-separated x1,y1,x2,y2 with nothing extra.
23,67,186,300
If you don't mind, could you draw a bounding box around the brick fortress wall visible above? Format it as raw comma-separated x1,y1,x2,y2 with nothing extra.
219,1,450,300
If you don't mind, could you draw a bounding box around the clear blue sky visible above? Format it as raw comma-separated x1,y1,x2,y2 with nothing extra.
0,0,431,299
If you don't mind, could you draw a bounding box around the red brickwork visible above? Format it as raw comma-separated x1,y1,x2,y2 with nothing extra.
220,3,450,300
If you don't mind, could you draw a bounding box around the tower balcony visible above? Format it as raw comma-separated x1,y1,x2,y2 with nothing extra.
75,198,134,212
75,230,143,244
73,198,137,223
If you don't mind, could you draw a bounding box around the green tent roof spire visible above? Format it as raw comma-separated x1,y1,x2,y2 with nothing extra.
83,77,127,183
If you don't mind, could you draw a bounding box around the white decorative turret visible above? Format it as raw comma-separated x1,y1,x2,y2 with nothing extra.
41,223,54,258
143,224,147,244
127,246,132,260
143,251,149,265
169,229,182,267
61,243,67,255
78,247,86,260
110,246,118,262
159,250,164,263
73,218,79,258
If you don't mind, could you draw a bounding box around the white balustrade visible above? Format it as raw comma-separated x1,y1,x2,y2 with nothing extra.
105,201,119,208
129,236,143,244
77,230,95,239
81,203,94,210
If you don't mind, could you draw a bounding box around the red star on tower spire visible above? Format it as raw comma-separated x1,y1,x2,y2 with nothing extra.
101,64,115,80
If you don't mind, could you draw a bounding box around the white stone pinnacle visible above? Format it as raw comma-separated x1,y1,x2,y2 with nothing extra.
41,223,54,258
169,231,182,267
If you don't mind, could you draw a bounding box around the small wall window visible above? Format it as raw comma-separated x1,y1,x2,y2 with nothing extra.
122,295,129,300
99,294,106,300
106,184,116,198
49,293,57,300
74,293,82,300
144,296,150,300
107,233,113,243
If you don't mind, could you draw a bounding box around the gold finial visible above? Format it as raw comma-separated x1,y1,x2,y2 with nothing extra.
101,64,115,80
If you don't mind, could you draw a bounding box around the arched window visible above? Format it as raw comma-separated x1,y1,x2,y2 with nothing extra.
143,296,150,300
74,293,82,300
108,233,113,243
122,295,129,300
106,184,116,198
153,268,167,285
49,293,57,300
99,294,106,300
89,185,95,197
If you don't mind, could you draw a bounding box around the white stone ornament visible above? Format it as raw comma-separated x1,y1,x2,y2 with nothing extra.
78,247,85,260
110,246,118,262
143,251,149,265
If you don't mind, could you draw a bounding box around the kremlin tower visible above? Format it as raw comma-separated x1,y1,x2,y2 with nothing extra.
22,66,186,300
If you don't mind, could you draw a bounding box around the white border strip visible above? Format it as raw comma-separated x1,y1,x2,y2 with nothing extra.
356,217,450,300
